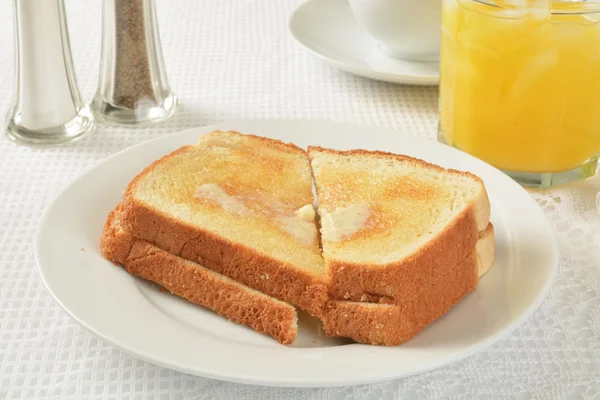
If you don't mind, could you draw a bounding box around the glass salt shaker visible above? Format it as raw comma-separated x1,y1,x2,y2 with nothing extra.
6,0,95,146
92,0,178,125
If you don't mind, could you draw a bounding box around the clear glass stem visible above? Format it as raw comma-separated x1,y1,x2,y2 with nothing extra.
91,0,178,125
6,0,94,146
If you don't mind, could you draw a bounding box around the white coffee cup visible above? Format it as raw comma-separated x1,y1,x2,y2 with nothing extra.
347,0,441,62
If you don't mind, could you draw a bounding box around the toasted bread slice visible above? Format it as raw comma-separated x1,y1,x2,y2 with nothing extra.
308,146,490,303
321,224,495,346
120,131,329,316
101,205,299,345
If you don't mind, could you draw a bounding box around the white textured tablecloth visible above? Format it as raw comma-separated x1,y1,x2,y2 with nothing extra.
1,1,599,398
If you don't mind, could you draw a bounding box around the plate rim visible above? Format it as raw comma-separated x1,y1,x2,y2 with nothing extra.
35,119,558,388
288,0,440,86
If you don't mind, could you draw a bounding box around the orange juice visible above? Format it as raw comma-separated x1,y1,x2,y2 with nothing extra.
439,0,600,173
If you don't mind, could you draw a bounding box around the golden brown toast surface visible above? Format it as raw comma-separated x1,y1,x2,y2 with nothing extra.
309,146,490,303
129,131,323,262
122,131,328,315
309,146,489,262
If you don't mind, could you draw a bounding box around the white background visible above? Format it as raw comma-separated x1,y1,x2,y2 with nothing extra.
0,0,598,398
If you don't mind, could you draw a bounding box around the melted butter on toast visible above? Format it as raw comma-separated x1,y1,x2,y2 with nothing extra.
195,183,318,245
320,204,371,242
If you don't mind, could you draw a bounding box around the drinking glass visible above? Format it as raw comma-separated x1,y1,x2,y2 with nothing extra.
438,0,600,187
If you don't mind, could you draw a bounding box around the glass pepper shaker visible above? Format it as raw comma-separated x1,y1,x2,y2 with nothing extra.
6,0,95,146
92,0,178,125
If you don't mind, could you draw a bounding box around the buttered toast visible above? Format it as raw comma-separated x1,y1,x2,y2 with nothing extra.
101,204,299,345
308,146,490,304
120,131,329,316
99,130,498,346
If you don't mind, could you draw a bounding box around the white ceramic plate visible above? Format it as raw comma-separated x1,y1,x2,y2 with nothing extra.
36,120,557,388
289,0,440,85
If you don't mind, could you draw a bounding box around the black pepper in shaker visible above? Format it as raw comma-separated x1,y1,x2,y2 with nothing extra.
92,0,178,125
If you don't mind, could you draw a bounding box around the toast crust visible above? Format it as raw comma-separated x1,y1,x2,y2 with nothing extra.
322,251,479,346
205,130,308,156
327,204,479,303
121,197,329,317
353,223,496,304
101,206,298,345
100,208,135,265
321,224,495,345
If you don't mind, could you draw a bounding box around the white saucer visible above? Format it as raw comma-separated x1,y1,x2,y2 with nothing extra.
289,0,440,86
36,120,557,388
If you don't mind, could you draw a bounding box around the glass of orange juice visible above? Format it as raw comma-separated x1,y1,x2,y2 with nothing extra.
439,0,600,187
